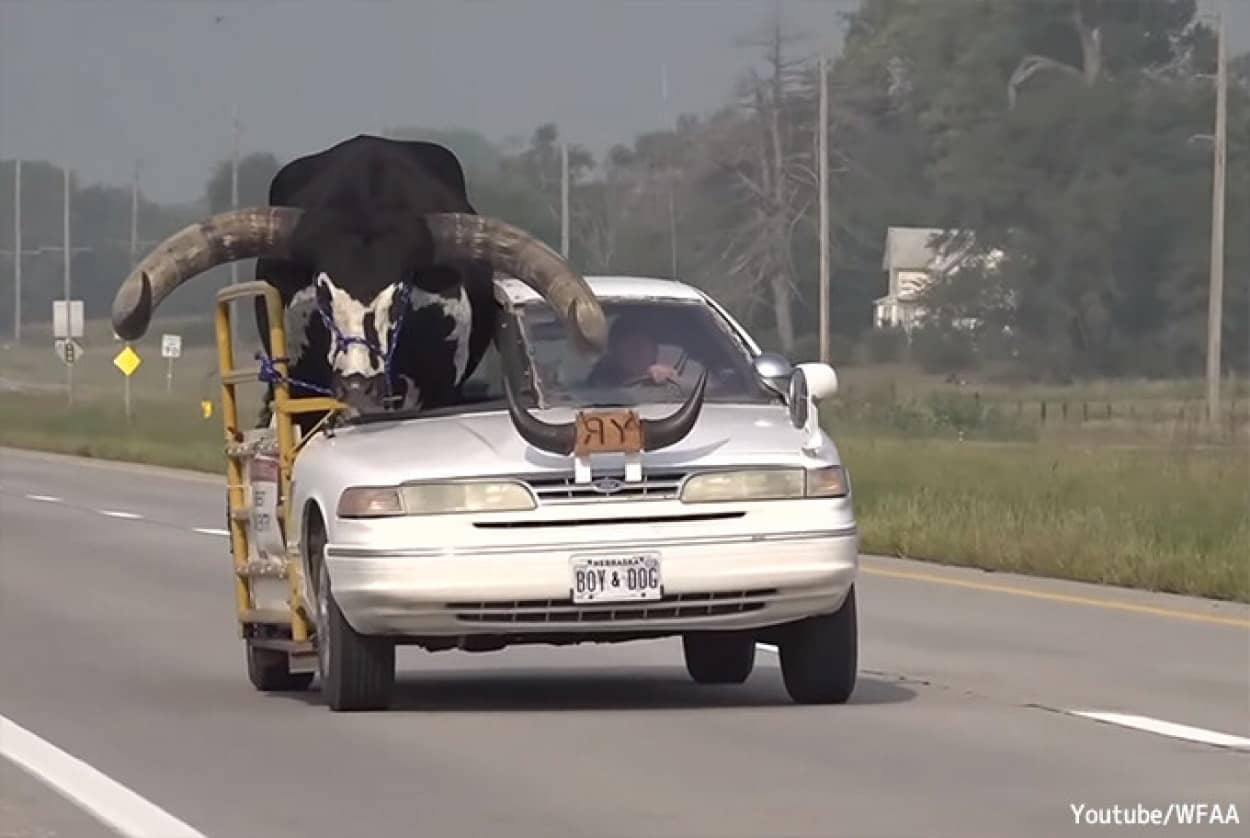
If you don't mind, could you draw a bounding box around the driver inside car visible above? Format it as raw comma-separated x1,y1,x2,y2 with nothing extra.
586,315,679,387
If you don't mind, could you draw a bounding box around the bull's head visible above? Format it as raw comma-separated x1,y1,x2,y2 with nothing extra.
110,207,608,408
309,271,407,410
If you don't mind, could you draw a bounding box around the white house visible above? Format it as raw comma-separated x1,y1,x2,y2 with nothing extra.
872,226,1008,333
873,227,974,331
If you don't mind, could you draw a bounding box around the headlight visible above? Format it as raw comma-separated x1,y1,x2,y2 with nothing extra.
337,480,536,518
679,466,848,503
680,468,805,503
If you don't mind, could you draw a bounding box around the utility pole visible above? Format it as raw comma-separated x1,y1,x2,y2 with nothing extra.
63,165,73,406
818,54,830,364
560,141,570,258
1206,2,1227,428
12,159,20,343
130,160,140,267
662,62,678,277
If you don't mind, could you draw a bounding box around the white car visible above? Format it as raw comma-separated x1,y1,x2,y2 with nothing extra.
287,275,859,710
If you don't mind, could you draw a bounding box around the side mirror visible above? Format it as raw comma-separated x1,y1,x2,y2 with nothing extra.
787,363,838,446
794,362,838,401
753,352,793,396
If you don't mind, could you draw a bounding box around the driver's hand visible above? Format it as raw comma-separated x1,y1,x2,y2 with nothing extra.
648,364,677,383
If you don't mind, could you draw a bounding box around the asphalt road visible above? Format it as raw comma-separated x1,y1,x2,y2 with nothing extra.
2,446,1247,838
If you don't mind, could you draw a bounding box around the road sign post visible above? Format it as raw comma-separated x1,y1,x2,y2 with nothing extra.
53,300,84,406
54,338,84,366
113,345,141,422
161,334,182,392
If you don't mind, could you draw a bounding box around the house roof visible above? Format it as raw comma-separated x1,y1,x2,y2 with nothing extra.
882,227,973,272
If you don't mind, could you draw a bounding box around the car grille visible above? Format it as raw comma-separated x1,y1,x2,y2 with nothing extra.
524,469,689,505
449,589,776,624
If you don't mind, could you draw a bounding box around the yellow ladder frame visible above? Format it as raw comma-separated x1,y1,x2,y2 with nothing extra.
214,281,343,643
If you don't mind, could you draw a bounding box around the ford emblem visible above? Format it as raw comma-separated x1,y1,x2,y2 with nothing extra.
591,477,626,495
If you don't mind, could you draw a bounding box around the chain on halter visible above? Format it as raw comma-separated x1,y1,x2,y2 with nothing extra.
255,283,412,402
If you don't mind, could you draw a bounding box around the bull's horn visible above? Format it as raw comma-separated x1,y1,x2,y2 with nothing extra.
503,370,708,456
111,207,304,340
639,370,708,451
423,213,607,353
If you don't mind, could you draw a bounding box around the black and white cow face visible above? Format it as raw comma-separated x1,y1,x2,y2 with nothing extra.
313,272,408,412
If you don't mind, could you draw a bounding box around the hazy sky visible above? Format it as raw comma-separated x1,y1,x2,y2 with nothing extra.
2,0,1246,205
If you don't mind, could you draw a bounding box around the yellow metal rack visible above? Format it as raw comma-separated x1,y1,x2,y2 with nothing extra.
213,281,343,687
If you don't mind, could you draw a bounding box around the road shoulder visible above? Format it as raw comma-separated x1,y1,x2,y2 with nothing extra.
0,758,118,838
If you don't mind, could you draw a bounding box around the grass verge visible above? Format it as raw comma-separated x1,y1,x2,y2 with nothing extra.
838,436,1249,602
2,391,1246,602
0,393,227,473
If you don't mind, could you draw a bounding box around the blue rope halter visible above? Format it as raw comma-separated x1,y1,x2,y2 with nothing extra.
255,284,412,403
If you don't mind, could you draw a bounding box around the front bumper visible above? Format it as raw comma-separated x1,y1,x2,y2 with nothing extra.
323,525,858,637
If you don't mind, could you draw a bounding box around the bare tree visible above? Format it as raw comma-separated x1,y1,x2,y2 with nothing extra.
575,151,629,272
1008,0,1103,108
715,6,811,351
506,123,595,232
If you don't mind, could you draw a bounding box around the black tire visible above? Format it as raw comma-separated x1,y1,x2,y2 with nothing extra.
779,586,858,704
246,643,315,692
312,530,395,712
682,631,756,684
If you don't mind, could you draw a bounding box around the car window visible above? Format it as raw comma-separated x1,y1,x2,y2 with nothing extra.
516,298,776,408
458,341,505,400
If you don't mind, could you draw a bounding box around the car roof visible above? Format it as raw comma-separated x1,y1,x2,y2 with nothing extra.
494,274,708,306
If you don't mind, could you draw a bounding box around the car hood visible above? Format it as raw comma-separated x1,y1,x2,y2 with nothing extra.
297,402,834,484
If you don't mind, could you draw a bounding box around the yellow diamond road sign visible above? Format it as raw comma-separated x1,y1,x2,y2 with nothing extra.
113,345,141,377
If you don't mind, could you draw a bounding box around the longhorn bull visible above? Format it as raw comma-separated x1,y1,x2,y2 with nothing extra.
110,134,705,452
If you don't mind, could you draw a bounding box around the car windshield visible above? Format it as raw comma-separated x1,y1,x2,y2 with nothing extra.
344,295,778,425
515,297,777,408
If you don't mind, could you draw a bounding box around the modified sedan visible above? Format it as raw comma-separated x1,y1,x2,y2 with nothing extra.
288,275,859,710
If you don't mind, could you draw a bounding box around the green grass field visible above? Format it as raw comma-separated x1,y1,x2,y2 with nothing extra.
3,323,1247,602
838,436,1248,602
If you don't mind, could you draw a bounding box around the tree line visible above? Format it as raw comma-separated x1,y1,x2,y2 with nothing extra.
2,0,1246,380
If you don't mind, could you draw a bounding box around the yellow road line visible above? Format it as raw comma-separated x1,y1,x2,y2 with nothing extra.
860,564,1250,629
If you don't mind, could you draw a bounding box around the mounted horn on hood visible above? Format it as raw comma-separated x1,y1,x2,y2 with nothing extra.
503,370,708,456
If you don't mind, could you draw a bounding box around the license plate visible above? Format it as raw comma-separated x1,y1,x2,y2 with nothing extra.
570,553,663,604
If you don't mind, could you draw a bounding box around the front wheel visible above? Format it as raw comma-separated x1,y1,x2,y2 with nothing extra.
779,586,858,704
682,632,756,684
314,539,395,711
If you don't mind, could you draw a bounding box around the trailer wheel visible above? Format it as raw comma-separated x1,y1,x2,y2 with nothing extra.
246,644,314,692
313,536,394,711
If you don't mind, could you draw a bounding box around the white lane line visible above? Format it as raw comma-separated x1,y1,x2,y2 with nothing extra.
97,510,144,520
191,528,229,537
1066,711,1250,751
25,494,62,503
0,714,209,837
757,643,779,653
